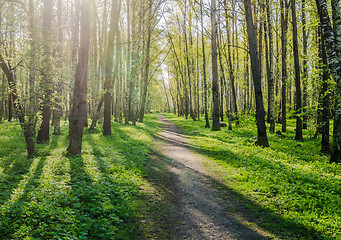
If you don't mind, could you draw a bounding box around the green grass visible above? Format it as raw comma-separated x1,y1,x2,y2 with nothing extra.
164,113,341,240
0,114,173,240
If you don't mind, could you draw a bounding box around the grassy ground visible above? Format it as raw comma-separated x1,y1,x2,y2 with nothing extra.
164,113,341,240
0,114,174,240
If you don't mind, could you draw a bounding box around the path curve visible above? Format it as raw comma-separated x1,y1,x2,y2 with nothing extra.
156,115,268,240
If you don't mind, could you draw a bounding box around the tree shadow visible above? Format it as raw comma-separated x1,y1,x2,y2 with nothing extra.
85,124,176,239
0,131,69,238
163,117,340,193
167,115,329,164
67,154,118,239
0,154,48,237
153,116,331,240
0,132,63,204
89,122,268,239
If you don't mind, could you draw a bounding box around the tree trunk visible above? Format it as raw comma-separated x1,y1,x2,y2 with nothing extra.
53,0,63,135
0,75,3,124
211,0,220,131
70,0,80,115
130,2,142,126
0,8,2,124
266,0,275,133
0,53,37,157
291,0,303,141
89,95,104,131
319,29,330,154
28,0,37,137
125,0,131,125
37,0,53,143
103,0,120,135
117,30,123,124
67,0,91,155
316,0,341,163
224,2,239,123
302,0,308,130
217,15,226,122
281,0,288,132
184,0,194,120
139,0,153,123
201,0,209,128
244,0,269,147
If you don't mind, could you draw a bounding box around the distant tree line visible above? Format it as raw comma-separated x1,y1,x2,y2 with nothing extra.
0,0,340,163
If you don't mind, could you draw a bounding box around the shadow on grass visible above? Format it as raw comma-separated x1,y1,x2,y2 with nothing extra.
86,122,175,239
154,115,330,240
85,117,310,239
0,132,63,204
168,115,329,164
67,154,116,239
0,132,62,237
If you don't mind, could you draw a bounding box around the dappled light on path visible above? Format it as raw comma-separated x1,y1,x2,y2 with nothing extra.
157,115,270,240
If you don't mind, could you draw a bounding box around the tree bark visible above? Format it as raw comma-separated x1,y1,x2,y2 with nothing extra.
302,0,308,130
316,0,341,163
244,0,269,147
266,0,275,133
103,0,120,135
291,0,303,141
0,53,37,157
53,0,63,135
200,0,209,128
224,1,239,123
0,75,3,124
28,0,37,136
211,0,220,131
280,0,288,132
217,14,226,122
139,0,153,123
37,0,53,143
319,29,330,154
89,95,104,131
67,0,91,155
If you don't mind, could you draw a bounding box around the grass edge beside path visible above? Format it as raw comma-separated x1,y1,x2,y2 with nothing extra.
163,113,341,240
0,114,175,240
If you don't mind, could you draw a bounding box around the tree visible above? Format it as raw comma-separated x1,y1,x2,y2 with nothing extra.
302,0,308,130
68,0,91,155
211,0,220,131
319,29,330,154
139,0,153,123
266,0,275,133
37,0,53,143
200,0,209,128
53,0,64,135
280,0,288,133
103,0,120,135
291,0,303,141
315,0,341,163
0,53,37,157
224,0,239,124
244,0,269,147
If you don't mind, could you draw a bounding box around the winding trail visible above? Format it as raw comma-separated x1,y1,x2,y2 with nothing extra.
156,115,269,240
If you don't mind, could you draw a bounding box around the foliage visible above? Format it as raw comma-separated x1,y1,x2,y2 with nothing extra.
0,115,173,239
165,113,341,239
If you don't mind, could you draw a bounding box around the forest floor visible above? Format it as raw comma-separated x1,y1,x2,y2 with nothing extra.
160,113,341,240
154,115,271,239
0,113,340,239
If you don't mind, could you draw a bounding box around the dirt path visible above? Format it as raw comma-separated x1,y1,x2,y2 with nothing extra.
156,115,269,240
